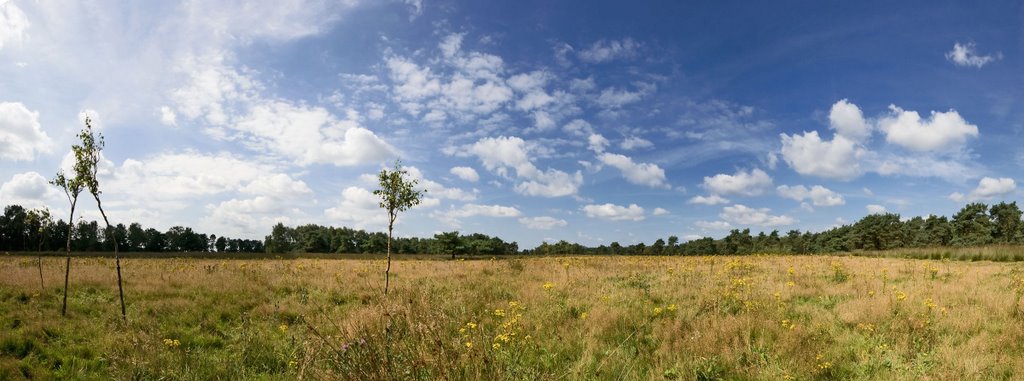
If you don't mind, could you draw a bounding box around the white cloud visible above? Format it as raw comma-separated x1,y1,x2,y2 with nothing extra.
107,152,306,206
450,166,480,182
829,99,870,142
159,106,177,126
702,168,772,196
386,56,442,102
403,166,476,202
439,33,464,58
688,195,730,205
446,203,521,218
776,185,845,206
0,172,62,210
652,207,669,216
582,203,645,221
231,101,396,166
620,136,653,150
0,2,30,50
780,131,862,180
324,186,388,230
878,105,979,152
519,216,568,230
0,102,52,161
866,204,887,214
203,196,304,239
466,136,582,197
595,87,644,108
948,177,1016,202
562,119,593,136
578,38,640,63
695,220,732,230
588,133,610,153
597,153,670,189
946,42,1001,68
720,204,795,227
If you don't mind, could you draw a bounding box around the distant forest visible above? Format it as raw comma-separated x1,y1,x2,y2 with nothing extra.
1,201,1021,256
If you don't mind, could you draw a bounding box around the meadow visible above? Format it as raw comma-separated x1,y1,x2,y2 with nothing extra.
2,252,1024,380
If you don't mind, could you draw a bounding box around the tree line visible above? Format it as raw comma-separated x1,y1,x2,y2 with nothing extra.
3,201,1021,257
0,204,264,253
524,201,1022,256
263,223,519,256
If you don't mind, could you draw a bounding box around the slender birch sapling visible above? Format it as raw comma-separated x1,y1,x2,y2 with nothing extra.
372,160,424,295
51,168,85,317
76,116,128,320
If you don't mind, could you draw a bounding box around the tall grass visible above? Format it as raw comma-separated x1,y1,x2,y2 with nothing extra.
2,254,1024,379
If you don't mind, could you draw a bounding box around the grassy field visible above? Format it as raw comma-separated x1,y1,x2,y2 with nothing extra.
2,253,1024,380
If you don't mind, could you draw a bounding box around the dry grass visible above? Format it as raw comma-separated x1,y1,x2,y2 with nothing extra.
1,254,1024,379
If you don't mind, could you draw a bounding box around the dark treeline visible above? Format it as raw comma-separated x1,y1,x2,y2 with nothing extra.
3,201,1021,257
263,223,519,256
0,204,263,253
523,201,1023,256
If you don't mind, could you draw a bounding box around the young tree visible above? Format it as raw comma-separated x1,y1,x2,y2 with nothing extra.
373,160,424,295
51,167,86,316
76,116,127,320
25,208,53,290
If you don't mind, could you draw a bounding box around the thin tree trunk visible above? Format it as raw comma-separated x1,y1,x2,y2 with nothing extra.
94,196,126,321
62,198,77,317
384,220,393,295
38,255,44,291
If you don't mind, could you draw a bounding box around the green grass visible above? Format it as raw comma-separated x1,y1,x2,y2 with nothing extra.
3,252,1024,379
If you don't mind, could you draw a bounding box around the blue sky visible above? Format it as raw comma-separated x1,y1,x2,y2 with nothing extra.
1,0,1022,248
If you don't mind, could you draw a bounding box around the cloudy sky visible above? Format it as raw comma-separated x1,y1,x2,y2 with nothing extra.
1,0,1022,247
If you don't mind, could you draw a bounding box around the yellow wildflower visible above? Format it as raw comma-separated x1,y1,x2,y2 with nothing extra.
278,324,289,333
652,307,664,316
465,341,473,349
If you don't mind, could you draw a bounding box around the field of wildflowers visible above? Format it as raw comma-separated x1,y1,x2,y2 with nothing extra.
2,253,1024,379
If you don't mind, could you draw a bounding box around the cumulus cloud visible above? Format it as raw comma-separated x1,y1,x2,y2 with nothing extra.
578,38,640,63
702,168,772,196
0,2,30,50
652,207,669,216
878,105,978,152
582,203,645,221
588,134,610,153
948,177,1016,202
829,99,870,142
0,172,62,210
946,42,1001,68
597,153,670,189
688,195,730,205
0,102,52,161
695,220,732,230
519,216,568,230
403,166,477,202
108,152,310,209
324,186,389,230
595,87,646,108
465,136,582,197
450,166,480,182
866,204,887,214
231,101,396,166
776,185,845,206
444,203,521,218
780,131,862,180
620,136,653,150
720,204,795,227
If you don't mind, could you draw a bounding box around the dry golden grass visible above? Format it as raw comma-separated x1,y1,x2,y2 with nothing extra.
1,254,1024,379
